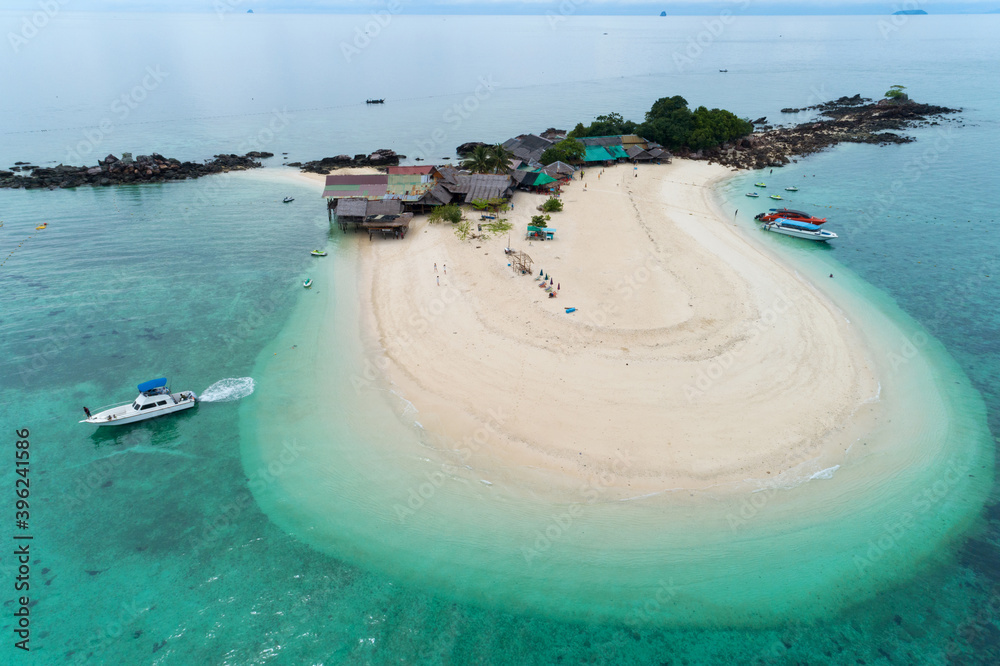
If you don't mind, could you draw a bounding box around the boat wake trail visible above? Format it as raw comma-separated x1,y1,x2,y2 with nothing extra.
199,377,255,403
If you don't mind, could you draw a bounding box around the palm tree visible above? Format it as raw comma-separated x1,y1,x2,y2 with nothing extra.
461,145,493,174
490,143,513,174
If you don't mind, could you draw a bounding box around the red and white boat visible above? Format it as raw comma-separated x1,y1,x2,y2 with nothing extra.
754,208,827,224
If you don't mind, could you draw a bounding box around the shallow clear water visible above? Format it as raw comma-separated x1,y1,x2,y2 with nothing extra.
1,11,999,665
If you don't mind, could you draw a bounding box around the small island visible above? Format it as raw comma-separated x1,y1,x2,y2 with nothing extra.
3,88,959,191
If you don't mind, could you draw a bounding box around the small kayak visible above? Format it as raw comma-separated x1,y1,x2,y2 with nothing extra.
310,250,327,257
745,192,759,198
565,307,577,313
36,223,47,230
303,279,313,288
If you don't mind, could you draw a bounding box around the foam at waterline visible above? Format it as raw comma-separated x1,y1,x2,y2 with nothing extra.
200,377,255,402
809,465,840,480
240,182,993,628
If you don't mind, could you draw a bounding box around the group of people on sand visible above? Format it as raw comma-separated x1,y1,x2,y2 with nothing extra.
581,165,639,191
434,262,446,286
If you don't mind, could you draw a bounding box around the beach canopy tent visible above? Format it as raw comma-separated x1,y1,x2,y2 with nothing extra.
578,135,662,161
607,145,629,160
527,225,556,240
512,169,558,189
583,145,615,162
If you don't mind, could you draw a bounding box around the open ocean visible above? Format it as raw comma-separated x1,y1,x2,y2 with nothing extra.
1,10,999,665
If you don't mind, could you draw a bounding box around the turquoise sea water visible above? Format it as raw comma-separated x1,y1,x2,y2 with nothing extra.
2,11,1000,665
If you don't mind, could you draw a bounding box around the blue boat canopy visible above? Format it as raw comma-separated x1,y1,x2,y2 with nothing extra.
138,378,168,393
776,218,821,231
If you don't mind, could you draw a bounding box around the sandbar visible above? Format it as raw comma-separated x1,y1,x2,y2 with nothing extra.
353,161,881,498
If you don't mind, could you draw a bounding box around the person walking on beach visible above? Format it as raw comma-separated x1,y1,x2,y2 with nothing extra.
443,264,447,274
434,263,438,273
436,275,440,286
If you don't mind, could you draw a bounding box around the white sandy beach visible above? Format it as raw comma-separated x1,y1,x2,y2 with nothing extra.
247,160,991,624
321,160,883,497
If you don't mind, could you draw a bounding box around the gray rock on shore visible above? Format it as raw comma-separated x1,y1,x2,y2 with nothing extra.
0,153,265,190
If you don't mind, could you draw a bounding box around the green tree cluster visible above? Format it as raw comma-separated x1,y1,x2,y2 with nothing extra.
428,203,463,224
470,197,508,214
569,112,637,139
884,85,908,101
539,139,585,166
481,219,513,240
454,220,472,241
568,95,752,152
462,144,514,174
540,197,563,213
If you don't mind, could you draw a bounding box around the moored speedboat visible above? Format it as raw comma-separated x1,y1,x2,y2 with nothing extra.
303,278,313,288
745,192,759,198
754,182,766,188
769,194,783,200
310,250,327,257
80,378,196,427
785,186,798,191
755,208,827,224
283,197,294,203
763,218,837,242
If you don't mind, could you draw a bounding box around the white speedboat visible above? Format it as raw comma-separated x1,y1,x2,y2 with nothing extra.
80,378,197,427
763,218,838,242
283,197,294,203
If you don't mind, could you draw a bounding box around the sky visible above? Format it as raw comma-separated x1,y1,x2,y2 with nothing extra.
3,0,998,14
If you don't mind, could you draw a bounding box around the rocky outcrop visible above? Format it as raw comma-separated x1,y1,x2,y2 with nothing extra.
0,153,264,189
698,97,960,170
297,148,402,174
456,142,487,156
